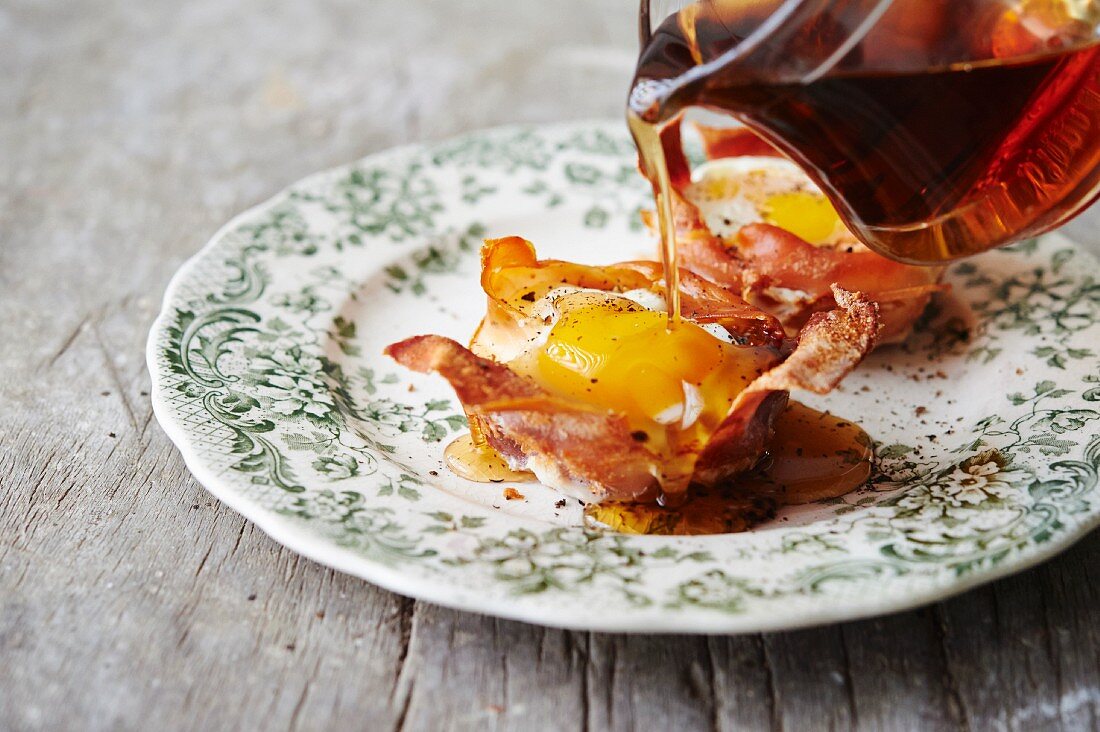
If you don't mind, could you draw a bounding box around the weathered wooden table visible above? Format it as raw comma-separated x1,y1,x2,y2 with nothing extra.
3,1,1099,729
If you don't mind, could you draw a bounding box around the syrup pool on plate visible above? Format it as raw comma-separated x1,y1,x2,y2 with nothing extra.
585,402,873,535
444,432,535,484
444,399,874,536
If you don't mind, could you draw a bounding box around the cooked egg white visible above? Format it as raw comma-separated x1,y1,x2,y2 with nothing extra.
685,157,857,247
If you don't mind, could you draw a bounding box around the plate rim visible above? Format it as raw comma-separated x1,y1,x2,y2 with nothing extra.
147,118,1100,634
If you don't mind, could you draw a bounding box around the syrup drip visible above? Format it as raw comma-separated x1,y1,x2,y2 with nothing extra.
585,402,873,535
627,111,682,326
740,401,873,505
443,433,534,484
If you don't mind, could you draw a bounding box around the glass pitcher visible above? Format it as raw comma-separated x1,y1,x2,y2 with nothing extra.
630,0,1100,262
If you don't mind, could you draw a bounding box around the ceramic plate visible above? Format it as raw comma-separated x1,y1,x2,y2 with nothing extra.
148,121,1100,633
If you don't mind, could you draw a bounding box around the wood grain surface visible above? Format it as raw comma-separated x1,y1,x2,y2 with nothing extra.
2,1,1098,730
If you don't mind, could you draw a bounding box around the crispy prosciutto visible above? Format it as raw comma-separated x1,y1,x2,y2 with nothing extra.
386,238,879,505
652,124,947,343
385,335,667,502
731,223,947,343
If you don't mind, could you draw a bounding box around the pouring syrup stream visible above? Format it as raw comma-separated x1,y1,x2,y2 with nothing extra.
627,111,682,326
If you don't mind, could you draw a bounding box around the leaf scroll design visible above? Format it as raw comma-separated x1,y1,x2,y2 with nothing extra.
205,391,304,493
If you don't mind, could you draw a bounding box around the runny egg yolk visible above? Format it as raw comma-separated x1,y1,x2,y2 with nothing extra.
512,292,774,441
688,161,851,245
762,191,842,245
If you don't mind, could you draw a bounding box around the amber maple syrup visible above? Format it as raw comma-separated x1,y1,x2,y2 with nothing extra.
444,432,534,483
630,0,1100,263
585,402,872,535
444,402,871,535
628,113,684,325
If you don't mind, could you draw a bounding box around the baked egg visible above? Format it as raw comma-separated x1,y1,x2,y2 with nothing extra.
685,156,856,247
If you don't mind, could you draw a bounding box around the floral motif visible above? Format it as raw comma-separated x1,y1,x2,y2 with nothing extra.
887,451,1030,544
278,490,433,564
238,205,322,257
383,222,484,296
1038,409,1098,435
949,249,1100,368
430,127,553,172
940,451,1026,506
294,161,444,245
466,528,644,598
260,374,335,418
272,286,329,316
311,453,360,480
670,570,764,613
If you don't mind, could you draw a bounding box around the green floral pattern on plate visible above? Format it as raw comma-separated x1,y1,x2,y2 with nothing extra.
148,121,1100,633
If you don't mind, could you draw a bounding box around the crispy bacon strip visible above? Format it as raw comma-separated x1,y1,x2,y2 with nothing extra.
735,224,947,343
612,259,784,338
640,187,754,291
736,224,942,299
385,335,661,503
746,286,879,395
383,334,542,404
652,194,944,343
691,390,790,489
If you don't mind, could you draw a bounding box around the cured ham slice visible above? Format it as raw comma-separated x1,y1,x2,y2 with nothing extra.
652,124,947,343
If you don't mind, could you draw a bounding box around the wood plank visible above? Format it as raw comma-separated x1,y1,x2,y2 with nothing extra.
704,636,776,730
1,0,1098,729
394,606,586,731
582,634,718,731
937,537,1100,731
